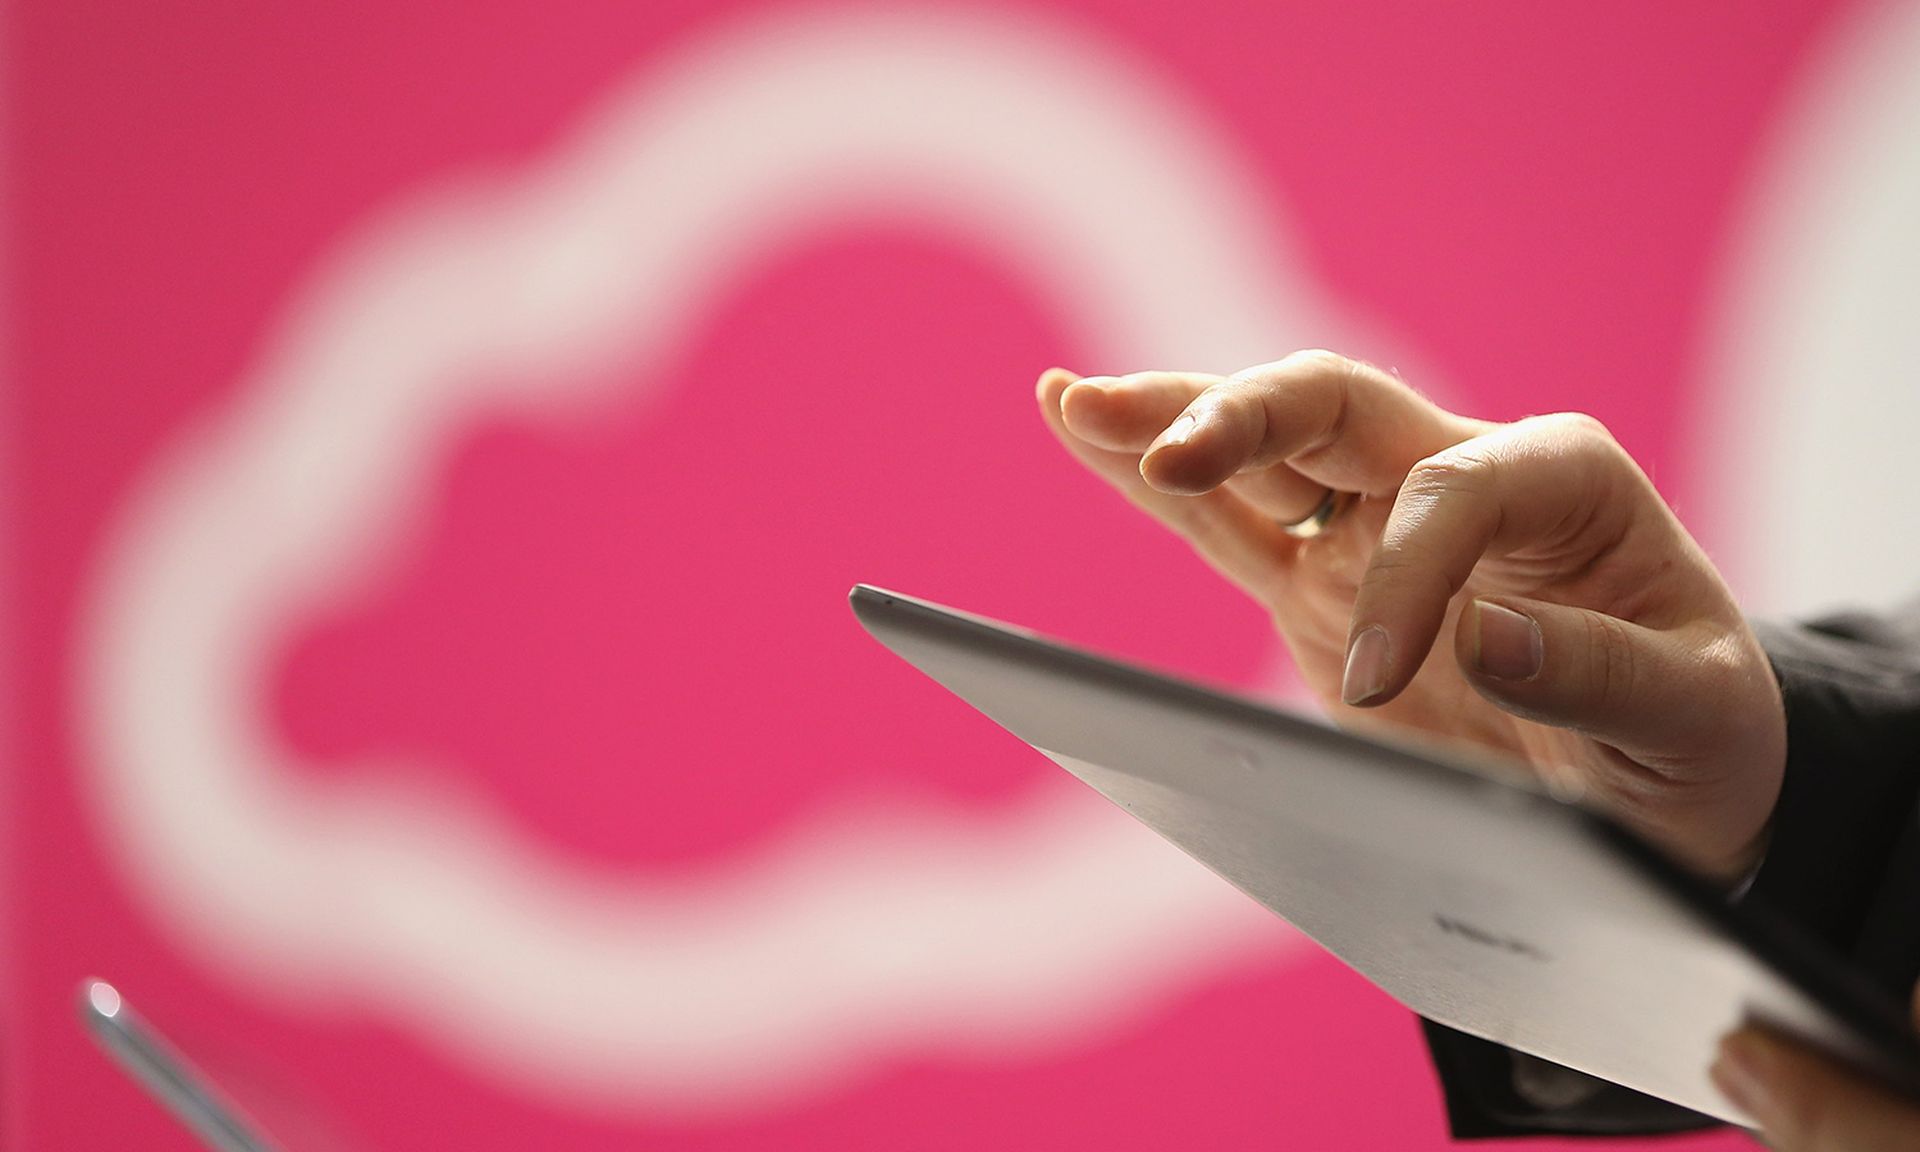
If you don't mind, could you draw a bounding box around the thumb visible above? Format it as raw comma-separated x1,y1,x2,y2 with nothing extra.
1451,596,1729,771
1712,1025,1920,1150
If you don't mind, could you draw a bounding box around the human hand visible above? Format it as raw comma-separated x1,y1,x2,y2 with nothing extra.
1712,991,1920,1149
1036,352,1784,880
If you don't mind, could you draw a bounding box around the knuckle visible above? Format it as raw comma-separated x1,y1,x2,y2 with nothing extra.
1284,348,1347,373
1201,378,1267,432
1212,370,1264,403
1257,350,1361,446
1539,411,1622,459
1694,630,1748,681
1582,612,1639,712
1358,545,1455,606
1403,446,1495,498
1552,410,1613,441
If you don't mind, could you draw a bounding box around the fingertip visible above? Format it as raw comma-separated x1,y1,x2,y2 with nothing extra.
1036,366,1080,407
1711,1025,1793,1134
1340,689,1400,710
1465,598,1544,682
1137,445,1182,492
1138,446,1220,495
1715,1024,1762,1057
1058,377,1112,433
1340,624,1394,707
1139,415,1228,494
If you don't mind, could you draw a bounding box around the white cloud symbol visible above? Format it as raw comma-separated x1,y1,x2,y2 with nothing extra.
78,6,1416,1114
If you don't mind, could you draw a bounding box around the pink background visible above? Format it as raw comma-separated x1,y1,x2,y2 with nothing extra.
7,1,1877,1148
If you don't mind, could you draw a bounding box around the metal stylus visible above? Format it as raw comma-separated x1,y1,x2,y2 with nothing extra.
78,978,286,1152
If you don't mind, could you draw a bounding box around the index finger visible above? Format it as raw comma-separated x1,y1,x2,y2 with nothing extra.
1340,414,1665,708
1140,350,1488,497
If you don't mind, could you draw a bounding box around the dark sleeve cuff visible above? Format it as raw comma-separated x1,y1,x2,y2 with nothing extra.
1748,614,1920,986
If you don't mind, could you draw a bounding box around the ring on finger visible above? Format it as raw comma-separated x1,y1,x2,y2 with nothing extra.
1280,488,1349,539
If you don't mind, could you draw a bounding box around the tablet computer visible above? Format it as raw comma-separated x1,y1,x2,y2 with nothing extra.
849,583,1920,1125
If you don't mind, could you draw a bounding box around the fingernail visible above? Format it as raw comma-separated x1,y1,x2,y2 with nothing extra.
1342,626,1390,706
1154,413,1198,450
1473,600,1543,681
1711,1032,1783,1132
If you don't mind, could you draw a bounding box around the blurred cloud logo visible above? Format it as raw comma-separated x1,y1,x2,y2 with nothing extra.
75,7,1379,1115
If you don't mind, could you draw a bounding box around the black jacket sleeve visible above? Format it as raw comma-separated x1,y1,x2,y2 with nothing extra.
1424,597,1920,1139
